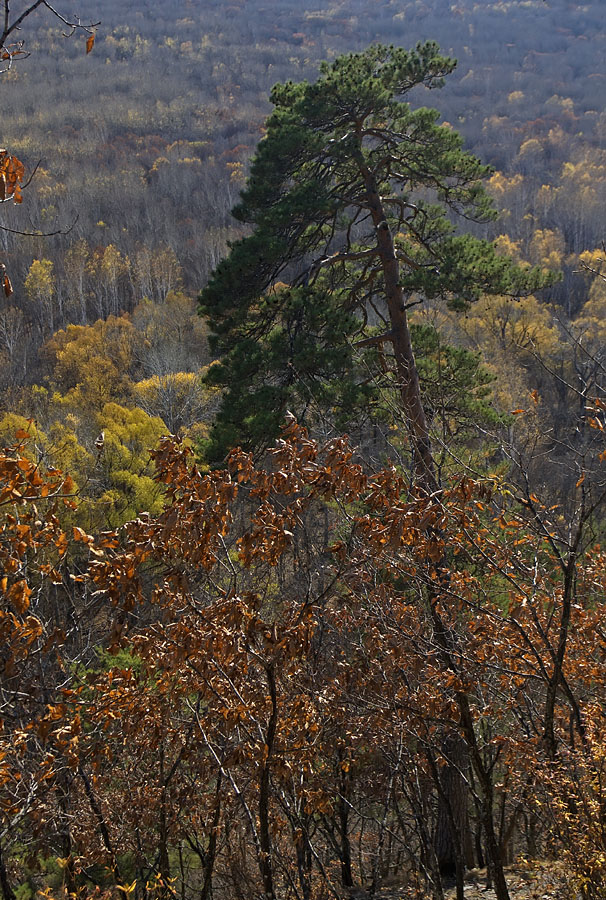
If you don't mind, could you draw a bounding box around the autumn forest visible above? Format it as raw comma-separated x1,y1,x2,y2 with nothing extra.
3,1,606,899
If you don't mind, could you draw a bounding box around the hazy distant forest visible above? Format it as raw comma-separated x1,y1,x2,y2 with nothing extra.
5,1,606,899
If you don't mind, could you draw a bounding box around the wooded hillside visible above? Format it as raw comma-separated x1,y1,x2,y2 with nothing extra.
2,3,606,900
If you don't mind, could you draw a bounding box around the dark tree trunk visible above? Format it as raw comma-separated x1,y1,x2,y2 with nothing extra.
356,151,437,495
354,125,511,900
435,735,468,891
158,745,171,893
357,140,477,900
201,770,223,900
0,840,15,900
338,788,354,889
259,664,278,900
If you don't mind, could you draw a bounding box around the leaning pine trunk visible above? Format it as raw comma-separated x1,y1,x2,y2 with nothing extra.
355,139,510,900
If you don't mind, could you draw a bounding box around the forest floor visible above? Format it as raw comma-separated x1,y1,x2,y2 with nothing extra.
450,860,573,900
366,859,576,900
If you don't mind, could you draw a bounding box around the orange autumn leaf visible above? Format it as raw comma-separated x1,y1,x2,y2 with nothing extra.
8,579,32,614
0,151,25,204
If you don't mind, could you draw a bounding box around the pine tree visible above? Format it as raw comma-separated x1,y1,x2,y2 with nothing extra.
199,42,552,480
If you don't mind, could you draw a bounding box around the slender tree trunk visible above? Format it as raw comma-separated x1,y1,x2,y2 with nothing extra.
358,144,471,891
158,747,171,894
358,161,437,493
355,134,510,900
295,831,313,900
201,770,223,900
404,787,444,900
457,696,509,900
543,552,585,758
259,664,278,900
337,762,354,889
57,770,76,894
79,765,127,896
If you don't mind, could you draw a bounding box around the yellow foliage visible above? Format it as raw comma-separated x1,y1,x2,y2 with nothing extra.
579,248,605,273
99,401,166,457
559,151,606,214
47,421,94,481
90,402,167,526
576,249,606,306
0,404,167,530
493,234,522,263
41,316,142,412
24,258,55,302
0,414,48,460
97,243,129,280
463,293,560,358
528,228,565,269
132,369,217,434
573,294,606,349
487,172,524,199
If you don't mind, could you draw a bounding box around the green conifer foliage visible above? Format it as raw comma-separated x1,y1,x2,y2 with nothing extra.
199,43,552,471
